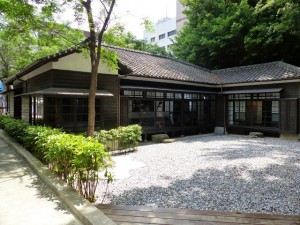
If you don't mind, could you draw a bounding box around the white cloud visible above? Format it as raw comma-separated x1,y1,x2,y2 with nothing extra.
59,0,176,39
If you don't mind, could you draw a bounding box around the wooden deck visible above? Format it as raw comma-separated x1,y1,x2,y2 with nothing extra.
95,204,300,225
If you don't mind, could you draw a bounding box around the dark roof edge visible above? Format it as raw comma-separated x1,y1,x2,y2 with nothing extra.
212,61,300,74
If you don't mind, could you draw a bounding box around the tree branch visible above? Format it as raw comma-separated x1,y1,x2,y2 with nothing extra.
82,0,97,62
98,0,109,14
96,0,116,60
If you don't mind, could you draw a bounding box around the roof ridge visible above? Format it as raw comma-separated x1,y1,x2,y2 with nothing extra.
276,61,300,74
213,61,281,73
105,44,211,72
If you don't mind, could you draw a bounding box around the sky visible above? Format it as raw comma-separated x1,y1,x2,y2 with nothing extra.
113,0,176,38
60,0,176,39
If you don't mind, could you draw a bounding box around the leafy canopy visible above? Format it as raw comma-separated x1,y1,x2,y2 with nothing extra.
0,0,84,78
172,0,300,69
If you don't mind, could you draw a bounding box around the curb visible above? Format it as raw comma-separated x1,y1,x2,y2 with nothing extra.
0,130,116,225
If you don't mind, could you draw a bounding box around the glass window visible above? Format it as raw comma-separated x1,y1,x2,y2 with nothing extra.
184,93,192,99
159,33,165,40
156,92,164,98
228,96,279,128
175,93,182,99
123,90,142,97
192,94,198,99
166,92,174,99
31,96,44,124
228,101,233,125
150,37,155,42
272,101,279,122
167,30,176,37
146,91,156,98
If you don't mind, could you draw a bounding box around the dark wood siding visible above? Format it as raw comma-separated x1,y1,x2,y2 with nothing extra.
120,79,217,93
280,99,298,134
26,71,53,92
52,70,90,89
215,95,224,127
120,97,128,126
25,70,120,131
98,74,119,130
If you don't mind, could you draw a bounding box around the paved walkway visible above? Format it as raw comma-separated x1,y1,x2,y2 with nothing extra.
0,138,83,225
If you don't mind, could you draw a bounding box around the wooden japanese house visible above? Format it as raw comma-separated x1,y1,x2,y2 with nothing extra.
2,45,300,138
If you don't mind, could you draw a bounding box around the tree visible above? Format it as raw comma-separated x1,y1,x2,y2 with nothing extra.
1,0,118,136
0,0,84,78
69,0,117,136
172,0,300,69
104,26,173,57
0,21,84,78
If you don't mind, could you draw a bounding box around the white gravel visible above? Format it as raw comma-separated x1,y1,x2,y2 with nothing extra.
95,134,300,215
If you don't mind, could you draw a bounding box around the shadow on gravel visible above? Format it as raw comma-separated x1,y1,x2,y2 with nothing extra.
107,157,299,215
174,135,299,161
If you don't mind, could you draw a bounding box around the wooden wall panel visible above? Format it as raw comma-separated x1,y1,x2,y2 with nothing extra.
280,99,298,134
215,95,224,127
26,71,53,92
98,74,119,130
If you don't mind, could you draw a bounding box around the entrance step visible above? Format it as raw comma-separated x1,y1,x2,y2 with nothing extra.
249,132,264,138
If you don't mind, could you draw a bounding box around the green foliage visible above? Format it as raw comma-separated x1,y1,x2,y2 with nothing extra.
104,25,173,57
0,116,112,202
173,0,300,68
94,125,142,151
0,20,84,78
41,133,111,202
23,125,62,162
0,117,29,143
118,125,142,149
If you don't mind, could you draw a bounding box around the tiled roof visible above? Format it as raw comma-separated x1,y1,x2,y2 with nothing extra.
213,61,300,84
4,41,300,86
107,46,216,84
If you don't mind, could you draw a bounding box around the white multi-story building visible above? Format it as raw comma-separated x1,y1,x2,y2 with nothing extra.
143,1,188,50
176,0,188,31
144,17,176,51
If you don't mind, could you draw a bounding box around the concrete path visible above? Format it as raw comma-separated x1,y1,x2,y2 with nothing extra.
0,138,83,225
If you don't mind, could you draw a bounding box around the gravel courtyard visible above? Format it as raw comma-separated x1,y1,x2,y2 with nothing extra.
96,135,300,215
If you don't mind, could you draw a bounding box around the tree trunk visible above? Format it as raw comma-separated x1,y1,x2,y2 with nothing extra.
87,61,99,136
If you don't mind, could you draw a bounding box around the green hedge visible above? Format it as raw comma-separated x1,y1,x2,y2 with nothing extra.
94,124,142,151
0,115,111,202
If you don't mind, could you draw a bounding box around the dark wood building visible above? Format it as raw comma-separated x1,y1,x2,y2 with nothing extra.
3,45,300,138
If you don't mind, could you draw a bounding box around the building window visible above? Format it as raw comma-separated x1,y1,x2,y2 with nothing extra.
168,30,176,37
175,93,182,99
123,90,143,97
31,96,44,124
166,92,174,99
227,92,280,128
156,92,164,98
146,91,156,98
159,33,165,40
150,37,155,42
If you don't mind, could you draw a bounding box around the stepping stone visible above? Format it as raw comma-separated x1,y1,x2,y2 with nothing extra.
152,134,169,142
162,138,176,143
249,132,264,138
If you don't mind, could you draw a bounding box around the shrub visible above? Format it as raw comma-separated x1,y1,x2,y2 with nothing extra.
94,124,142,151
118,125,142,149
42,133,112,202
23,126,62,162
1,117,29,143
0,116,113,202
